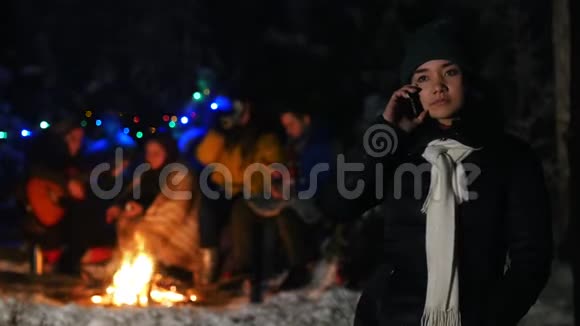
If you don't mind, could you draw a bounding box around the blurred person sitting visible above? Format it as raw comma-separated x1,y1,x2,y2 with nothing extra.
107,133,201,282
23,119,116,275
277,106,335,226
195,97,284,288
229,105,336,291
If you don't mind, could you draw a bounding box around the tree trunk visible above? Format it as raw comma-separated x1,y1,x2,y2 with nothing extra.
553,0,571,241
570,0,580,324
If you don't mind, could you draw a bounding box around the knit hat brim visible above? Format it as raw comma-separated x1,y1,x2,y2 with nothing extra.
400,19,467,84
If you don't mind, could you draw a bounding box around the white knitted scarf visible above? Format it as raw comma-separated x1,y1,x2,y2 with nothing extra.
420,139,477,326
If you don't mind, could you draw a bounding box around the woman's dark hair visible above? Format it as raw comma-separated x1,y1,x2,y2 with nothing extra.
52,117,83,138
281,110,309,121
145,132,179,166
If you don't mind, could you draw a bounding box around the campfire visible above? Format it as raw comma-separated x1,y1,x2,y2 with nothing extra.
90,234,197,307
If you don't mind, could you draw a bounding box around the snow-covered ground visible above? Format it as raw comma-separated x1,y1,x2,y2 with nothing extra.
0,257,573,326
0,288,359,326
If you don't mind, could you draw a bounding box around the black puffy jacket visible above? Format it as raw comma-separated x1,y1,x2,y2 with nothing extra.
321,116,553,326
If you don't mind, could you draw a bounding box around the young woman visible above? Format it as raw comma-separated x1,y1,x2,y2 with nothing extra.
322,20,552,325
108,133,200,276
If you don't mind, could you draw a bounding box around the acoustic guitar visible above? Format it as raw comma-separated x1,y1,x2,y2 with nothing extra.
25,177,66,227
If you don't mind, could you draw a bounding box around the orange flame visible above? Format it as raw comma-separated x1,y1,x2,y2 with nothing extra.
91,234,196,307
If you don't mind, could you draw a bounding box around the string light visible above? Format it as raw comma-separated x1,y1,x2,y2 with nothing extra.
19,97,224,141
0,131,7,139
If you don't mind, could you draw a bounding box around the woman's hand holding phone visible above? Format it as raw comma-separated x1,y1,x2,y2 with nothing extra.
382,85,428,133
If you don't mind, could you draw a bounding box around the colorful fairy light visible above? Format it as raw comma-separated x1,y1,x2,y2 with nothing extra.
40,121,50,129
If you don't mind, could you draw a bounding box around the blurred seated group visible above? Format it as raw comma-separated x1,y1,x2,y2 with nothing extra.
19,97,342,294
194,98,336,291
22,120,201,277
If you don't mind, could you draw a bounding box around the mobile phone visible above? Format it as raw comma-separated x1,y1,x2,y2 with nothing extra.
404,89,423,118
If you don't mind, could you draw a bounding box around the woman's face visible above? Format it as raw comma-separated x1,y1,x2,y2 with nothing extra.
65,127,84,156
280,112,310,140
145,141,167,170
411,59,464,125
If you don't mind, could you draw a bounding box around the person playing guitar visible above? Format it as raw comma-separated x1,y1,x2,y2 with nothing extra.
24,119,117,275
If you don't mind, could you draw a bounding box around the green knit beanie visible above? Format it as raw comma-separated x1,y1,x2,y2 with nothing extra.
400,19,468,84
